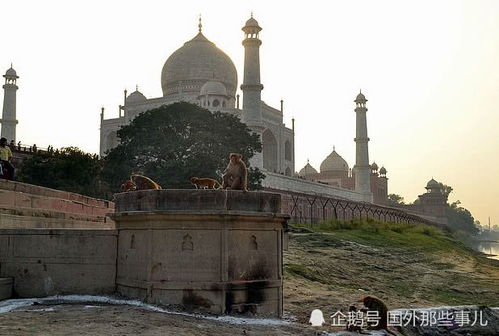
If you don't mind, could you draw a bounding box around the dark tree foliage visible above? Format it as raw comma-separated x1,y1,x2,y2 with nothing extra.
446,200,478,234
101,102,264,192
386,193,405,206
18,147,105,198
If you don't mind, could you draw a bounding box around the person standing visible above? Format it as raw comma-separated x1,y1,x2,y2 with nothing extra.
0,137,15,180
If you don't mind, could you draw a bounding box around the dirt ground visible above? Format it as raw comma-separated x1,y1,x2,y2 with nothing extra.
0,303,320,336
0,231,497,335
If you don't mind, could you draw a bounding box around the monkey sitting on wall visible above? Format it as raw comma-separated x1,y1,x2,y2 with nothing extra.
221,153,248,191
130,174,162,190
120,180,137,192
190,177,221,189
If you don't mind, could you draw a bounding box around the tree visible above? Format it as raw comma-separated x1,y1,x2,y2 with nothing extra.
446,200,478,234
18,147,105,198
438,182,453,197
386,193,405,206
101,102,264,192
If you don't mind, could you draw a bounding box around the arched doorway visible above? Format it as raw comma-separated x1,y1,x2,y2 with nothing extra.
262,129,278,172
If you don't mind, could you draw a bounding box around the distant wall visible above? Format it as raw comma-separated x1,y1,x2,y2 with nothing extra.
263,172,372,203
266,188,442,227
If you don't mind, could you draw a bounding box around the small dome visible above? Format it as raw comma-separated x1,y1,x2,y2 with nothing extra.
371,162,379,171
355,91,367,103
320,149,349,172
245,17,260,28
126,90,147,104
426,178,440,189
200,81,227,96
299,163,318,176
379,166,387,175
4,67,18,78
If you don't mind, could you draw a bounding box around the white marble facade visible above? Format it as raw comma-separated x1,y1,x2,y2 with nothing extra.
100,17,295,177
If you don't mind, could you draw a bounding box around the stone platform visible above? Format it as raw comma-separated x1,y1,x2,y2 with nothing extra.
111,189,289,317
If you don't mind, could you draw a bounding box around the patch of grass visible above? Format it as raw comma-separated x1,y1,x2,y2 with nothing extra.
292,219,468,253
429,288,481,305
285,264,324,283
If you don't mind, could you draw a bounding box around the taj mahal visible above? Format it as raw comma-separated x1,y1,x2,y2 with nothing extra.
98,15,388,204
1,15,388,204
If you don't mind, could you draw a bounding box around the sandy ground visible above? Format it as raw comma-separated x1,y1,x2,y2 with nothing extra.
0,302,321,336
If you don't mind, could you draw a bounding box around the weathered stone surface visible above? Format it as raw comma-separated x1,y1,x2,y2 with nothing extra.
0,180,115,229
113,189,281,214
0,229,117,297
112,189,288,317
0,277,13,300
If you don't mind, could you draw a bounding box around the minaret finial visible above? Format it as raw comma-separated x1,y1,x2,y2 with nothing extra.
251,11,253,18
333,145,335,151
198,14,202,32
10,62,13,69
307,158,309,164
136,84,138,91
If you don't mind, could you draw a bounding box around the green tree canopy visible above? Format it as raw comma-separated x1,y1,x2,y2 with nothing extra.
446,200,478,234
17,147,104,198
386,193,405,206
101,102,264,192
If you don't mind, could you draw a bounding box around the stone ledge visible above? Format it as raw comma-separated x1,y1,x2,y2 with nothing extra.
114,189,282,213
0,213,114,229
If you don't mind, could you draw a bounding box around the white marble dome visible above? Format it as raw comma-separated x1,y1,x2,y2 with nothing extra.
126,90,147,104
5,67,18,78
200,81,227,96
161,32,238,99
320,150,349,172
299,162,318,176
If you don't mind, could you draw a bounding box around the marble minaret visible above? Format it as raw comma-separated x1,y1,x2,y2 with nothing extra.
1,65,19,142
241,14,264,169
353,91,371,197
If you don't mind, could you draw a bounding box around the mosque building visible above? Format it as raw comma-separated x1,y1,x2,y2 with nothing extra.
98,15,385,203
1,16,385,204
99,16,295,177
95,15,384,203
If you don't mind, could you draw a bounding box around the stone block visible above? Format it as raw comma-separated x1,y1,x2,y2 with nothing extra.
0,277,13,300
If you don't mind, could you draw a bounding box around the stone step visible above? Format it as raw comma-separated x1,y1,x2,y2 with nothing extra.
0,180,114,210
0,277,13,300
0,189,113,218
0,212,114,229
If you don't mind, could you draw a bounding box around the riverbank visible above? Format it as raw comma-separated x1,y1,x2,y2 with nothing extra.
283,219,499,327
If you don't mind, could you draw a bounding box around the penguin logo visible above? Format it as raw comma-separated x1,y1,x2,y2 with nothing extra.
309,309,325,326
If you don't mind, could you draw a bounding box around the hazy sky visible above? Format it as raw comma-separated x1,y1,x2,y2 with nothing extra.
1,0,498,226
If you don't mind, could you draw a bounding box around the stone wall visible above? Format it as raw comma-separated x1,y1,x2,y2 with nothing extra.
262,172,372,203
266,188,442,227
0,229,117,297
111,190,288,317
0,181,117,297
0,180,114,229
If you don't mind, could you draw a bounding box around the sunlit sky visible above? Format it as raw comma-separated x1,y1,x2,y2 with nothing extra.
1,0,498,226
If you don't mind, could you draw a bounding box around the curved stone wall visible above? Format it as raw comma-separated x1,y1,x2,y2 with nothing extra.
111,190,289,317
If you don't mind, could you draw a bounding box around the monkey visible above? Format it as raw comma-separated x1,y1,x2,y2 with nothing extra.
190,177,221,189
346,304,363,332
120,180,137,192
130,174,162,190
358,295,389,331
221,153,248,191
